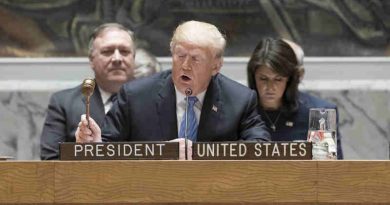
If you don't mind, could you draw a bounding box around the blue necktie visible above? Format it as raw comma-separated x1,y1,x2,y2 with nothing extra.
179,96,198,141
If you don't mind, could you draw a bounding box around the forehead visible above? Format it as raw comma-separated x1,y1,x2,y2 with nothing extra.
173,43,211,56
93,29,133,48
256,65,282,77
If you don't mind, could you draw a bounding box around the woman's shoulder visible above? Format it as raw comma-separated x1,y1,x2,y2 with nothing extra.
288,92,337,123
298,91,337,110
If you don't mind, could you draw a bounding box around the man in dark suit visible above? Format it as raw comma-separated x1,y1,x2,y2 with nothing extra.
40,23,139,160
76,21,270,156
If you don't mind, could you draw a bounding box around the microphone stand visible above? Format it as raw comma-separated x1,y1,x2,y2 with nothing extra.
184,88,192,160
184,95,189,160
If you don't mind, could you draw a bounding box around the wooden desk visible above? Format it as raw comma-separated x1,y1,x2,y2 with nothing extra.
0,161,389,204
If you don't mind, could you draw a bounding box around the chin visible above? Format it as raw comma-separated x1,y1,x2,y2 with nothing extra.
109,76,128,83
178,85,190,93
175,79,190,89
261,101,277,107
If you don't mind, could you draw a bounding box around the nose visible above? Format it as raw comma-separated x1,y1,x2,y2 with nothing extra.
182,56,191,71
265,80,276,91
112,49,122,64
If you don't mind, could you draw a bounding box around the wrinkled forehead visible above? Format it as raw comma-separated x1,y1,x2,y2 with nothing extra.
173,43,211,57
94,29,133,46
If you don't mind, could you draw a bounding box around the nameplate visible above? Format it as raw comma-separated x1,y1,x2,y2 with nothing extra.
193,142,312,160
59,142,179,160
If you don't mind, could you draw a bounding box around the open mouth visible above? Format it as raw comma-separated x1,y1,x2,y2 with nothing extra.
181,75,192,82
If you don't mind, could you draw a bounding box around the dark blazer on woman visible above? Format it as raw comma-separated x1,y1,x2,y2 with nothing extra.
258,91,343,159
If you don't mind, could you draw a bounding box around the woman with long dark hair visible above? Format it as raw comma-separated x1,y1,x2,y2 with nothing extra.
247,38,343,159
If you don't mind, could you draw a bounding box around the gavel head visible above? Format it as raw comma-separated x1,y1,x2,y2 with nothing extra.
81,78,96,97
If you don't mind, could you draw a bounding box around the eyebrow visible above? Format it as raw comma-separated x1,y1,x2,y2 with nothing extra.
258,73,285,78
101,45,131,49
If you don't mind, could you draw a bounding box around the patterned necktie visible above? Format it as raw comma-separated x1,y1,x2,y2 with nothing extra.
109,93,117,103
179,96,198,141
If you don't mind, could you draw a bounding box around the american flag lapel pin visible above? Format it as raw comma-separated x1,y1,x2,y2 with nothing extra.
212,105,218,112
286,121,294,127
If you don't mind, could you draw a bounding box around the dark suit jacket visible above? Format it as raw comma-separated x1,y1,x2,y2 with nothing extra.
40,85,105,160
102,70,270,142
258,92,344,159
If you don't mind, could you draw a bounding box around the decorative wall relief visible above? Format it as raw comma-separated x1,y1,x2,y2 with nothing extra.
0,0,389,57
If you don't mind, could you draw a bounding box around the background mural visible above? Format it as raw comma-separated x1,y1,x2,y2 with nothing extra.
0,0,389,57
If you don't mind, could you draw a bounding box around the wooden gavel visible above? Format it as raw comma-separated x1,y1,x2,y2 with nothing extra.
81,78,96,128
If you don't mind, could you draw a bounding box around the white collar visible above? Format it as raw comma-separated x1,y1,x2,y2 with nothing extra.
98,86,113,104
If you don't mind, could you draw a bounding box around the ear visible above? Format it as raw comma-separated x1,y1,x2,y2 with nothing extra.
211,57,223,76
89,54,96,71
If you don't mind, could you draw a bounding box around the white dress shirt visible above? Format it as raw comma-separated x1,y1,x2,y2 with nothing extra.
175,87,206,135
98,87,114,114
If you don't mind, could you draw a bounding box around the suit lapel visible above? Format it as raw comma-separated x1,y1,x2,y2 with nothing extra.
197,75,222,141
156,76,178,140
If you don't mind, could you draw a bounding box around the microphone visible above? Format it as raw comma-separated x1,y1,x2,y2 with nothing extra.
185,88,192,96
81,78,96,128
184,88,192,160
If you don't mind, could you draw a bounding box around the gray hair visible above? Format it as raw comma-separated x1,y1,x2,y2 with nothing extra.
88,23,135,57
